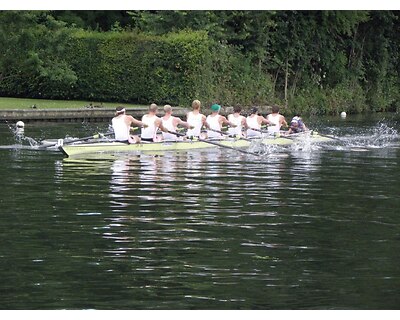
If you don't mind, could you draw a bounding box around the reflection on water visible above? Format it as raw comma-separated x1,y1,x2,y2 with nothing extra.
0,115,400,309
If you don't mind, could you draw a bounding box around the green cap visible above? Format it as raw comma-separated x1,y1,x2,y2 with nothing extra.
211,104,221,112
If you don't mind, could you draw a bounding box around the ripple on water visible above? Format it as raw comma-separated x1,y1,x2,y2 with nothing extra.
1,118,400,309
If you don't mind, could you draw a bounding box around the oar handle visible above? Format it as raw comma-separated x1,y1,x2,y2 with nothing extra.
207,127,252,141
207,128,228,135
166,130,186,137
248,127,271,134
166,130,260,156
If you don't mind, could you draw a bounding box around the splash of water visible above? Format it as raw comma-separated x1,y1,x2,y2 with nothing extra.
22,136,40,147
247,135,278,155
320,121,399,151
290,132,322,152
343,122,398,149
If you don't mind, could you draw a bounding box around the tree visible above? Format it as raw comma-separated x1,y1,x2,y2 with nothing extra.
0,11,77,98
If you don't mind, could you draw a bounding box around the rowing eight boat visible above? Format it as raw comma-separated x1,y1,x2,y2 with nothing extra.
59,131,333,157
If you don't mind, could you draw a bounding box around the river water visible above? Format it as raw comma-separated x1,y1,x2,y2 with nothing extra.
0,114,399,309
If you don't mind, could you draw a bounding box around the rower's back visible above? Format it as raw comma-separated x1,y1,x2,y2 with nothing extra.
112,115,130,141
267,105,286,133
186,100,204,138
112,107,130,141
227,106,245,137
246,107,262,138
161,105,178,141
141,104,160,142
206,114,222,139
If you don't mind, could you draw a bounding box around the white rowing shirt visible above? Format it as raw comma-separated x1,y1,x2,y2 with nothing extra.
141,114,159,140
186,112,204,137
161,116,177,141
267,114,281,133
112,115,130,141
246,115,261,138
206,114,222,139
227,114,245,136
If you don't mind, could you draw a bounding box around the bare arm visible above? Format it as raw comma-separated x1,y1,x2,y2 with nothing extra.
202,115,210,129
280,116,288,128
260,116,270,126
175,117,193,129
219,115,232,127
127,115,144,128
218,116,233,127
156,118,168,132
243,117,250,129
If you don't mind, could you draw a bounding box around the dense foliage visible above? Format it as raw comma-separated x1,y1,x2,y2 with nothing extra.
0,10,399,114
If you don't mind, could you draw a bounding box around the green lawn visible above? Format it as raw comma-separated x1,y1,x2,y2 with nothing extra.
0,97,147,110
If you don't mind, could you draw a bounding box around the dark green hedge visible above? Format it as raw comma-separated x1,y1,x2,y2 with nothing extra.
0,28,273,107
62,30,273,106
64,30,213,105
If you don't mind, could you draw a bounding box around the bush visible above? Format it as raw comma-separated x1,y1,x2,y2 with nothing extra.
288,80,368,115
62,30,275,107
59,30,215,106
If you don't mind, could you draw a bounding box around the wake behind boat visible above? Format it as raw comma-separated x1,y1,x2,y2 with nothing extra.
59,131,333,157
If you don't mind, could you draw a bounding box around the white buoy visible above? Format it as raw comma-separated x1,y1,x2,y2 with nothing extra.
340,111,347,118
16,120,25,128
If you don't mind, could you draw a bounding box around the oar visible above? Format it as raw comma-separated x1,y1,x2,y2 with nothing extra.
206,128,252,141
66,132,115,144
312,131,342,142
248,127,294,141
166,130,261,156
248,127,272,135
44,132,114,148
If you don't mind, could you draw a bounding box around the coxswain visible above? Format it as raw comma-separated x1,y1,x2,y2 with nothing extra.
288,115,308,134
206,104,234,139
141,103,167,142
111,106,144,143
246,107,270,138
161,104,193,141
186,99,207,139
266,105,288,134
227,106,246,137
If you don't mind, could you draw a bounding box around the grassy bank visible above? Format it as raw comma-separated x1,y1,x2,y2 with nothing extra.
0,97,147,110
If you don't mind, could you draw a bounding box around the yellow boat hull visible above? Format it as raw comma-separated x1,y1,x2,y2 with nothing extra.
59,133,332,157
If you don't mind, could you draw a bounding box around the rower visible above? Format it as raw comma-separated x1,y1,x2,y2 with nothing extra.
161,104,193,141
206,104,234,139
186,99,207,139
246,107,270,138
227,105,246,138
111,106,144,143
266,105,288,134
141,103,167,142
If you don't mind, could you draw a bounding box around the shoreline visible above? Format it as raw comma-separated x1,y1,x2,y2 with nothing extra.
0,106,273,123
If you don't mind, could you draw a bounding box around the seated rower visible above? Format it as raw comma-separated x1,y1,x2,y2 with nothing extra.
206,104,235,139
227,105,246,138
266,105,288,134
186,99,207,139
141,103,167,142
288,115,308,134
161,104,193,141
112,106,144,143
246,107,270,138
